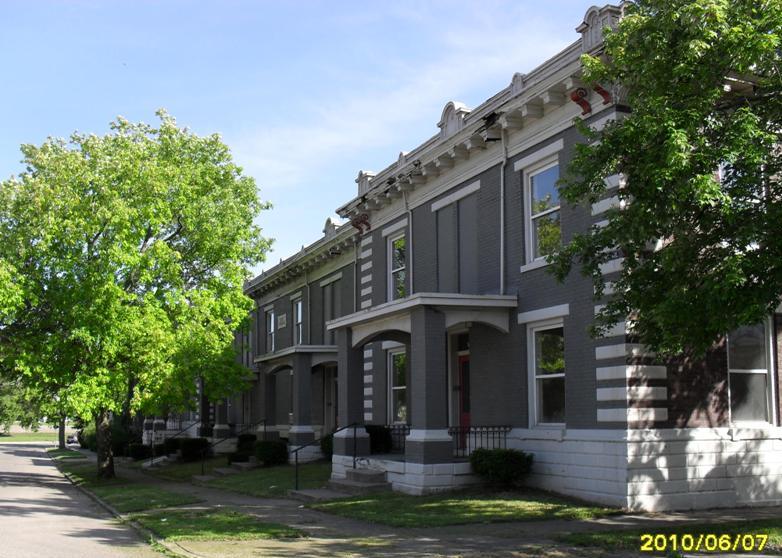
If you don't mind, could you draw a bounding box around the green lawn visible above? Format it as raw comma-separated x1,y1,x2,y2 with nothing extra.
55,460,201,512
560,518,782,553
133,509,302,541
206,461,332,497
309,489,620,527
0,431,58,442
144,456,228,481
47,448,87,461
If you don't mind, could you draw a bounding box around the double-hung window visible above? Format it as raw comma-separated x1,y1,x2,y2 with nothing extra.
529,320,565,425
727,322,772,423
388,349,407,423
292,298,303,345
388,233,407,301
526,162,561,262
266,309,276,353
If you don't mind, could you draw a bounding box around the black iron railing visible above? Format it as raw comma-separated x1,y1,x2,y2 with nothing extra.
448,425,512,458
147,418,199,467
387,424,410,454
290,423,358,490
200,418,267,475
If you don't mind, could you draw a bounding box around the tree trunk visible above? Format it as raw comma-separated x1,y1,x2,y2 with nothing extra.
58,417,66,450
96,409,115,479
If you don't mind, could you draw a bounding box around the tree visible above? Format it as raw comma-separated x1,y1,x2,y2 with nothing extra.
0,111,271,476
552,0,782,355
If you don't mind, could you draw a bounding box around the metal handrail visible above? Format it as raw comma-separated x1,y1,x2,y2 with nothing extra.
146,418,199,468
290,423,358,490
200,418,267,475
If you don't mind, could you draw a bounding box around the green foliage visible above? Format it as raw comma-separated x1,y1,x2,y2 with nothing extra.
552,0,782,354
180,437,210,462
80,423,98,451
133,509,302,541
227,451,251,463
163,437,181,455
128,443,151,461
254,440,288,466
236,433,257,453
469,448,533,487
320,433,333,459
0,111,271,473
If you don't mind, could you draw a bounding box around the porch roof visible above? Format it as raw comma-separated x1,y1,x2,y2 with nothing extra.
326,292,518,347
253,344,338,369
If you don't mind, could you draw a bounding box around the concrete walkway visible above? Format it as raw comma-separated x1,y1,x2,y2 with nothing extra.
113,458,782,558
0,442,160,558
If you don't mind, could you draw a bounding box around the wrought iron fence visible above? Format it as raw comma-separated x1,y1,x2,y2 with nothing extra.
448,425,512,458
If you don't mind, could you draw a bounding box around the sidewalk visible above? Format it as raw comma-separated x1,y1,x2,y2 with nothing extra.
100,456,781,558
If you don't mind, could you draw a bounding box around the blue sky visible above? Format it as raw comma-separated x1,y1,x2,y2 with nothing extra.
0,0,597,274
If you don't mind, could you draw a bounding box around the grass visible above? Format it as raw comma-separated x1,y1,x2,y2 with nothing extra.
55,459,201,512
0,431,59,442
206,461,332,497
560,518,782,553
144,456,228,481
133,509,302,541
47,448,87,461
309,489,620,527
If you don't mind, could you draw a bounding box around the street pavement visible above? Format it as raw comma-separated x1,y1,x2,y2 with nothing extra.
0,442,159,558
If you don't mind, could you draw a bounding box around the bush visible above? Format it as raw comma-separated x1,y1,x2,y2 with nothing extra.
128,443,151,461
237,433,257,453
254,440,288,466
320,433,333,459
228,451,251,464
80,423,97,451
469,448,533,487
180,437,211,462
164,437,181,455
152,443,167,457
79,420,134,456
365,425,392,454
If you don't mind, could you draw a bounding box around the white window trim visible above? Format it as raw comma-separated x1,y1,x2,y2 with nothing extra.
387,348,407,425
727,318,776,426
387,231,406,302
527,317,566,428
266,309,276,353
292,298,303,345
430,180,480,212
522,158,561,268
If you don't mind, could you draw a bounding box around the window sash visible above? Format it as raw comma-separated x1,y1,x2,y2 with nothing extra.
292,299,303,344
524,161,560,263
529,321,566,426
726,321,772,424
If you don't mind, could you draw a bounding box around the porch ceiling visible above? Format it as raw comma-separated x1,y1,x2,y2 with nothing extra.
253,344,338,368
326,292,518,347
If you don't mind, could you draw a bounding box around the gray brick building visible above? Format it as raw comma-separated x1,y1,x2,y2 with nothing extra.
221,4,782,510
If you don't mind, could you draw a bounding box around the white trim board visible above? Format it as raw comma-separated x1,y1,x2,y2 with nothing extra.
513,139,564,172
381,218,409,238
517,303,570,324
319,272,343,287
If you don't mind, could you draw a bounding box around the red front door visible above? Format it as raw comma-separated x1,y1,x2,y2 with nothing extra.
458,354,470,447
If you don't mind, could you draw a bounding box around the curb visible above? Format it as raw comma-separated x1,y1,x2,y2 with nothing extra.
48,452,196,558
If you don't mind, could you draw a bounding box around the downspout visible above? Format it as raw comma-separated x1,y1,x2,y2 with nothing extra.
403,191,414,293
500,128,508,294
305,271,311,344
353,237,358,312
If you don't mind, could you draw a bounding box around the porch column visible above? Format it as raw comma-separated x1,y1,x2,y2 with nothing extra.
289,353,315,447
257,369,278,440
212,399,231,438
333,327,370,456
405,306,452,463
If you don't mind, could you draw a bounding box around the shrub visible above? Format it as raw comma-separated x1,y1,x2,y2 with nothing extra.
365,425,392,454
180,437,211,462
469,448,533,487
128,443,151,461
152,443,167,457
228,451,251,464
164,437,181,455
237,433,257,453
320,433,333,459
80,423,97,451
254,440,288,466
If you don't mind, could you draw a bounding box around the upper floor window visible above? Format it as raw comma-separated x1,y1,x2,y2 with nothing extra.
266,309,275,353
528,319,565,426
292,298,303,345
526,162,561,262
388,233,406,301
728,322,772,423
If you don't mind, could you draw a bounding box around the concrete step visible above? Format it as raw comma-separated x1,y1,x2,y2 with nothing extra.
328,478,390,495
345,468,386,484
212,467,240,476
288,488,350,502
231,461,258,472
